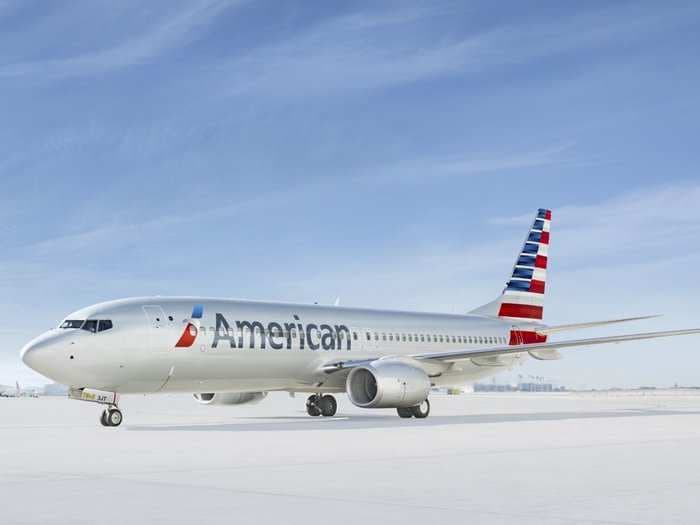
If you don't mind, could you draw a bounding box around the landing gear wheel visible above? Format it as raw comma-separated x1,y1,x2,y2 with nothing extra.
100,409,109,427
319,395,337,417
396,407,413,418
106,408,123,427
411,399,430,419
306,395,322,417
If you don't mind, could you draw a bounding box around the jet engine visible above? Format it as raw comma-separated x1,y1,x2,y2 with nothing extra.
346,360,431,408
193,392,267,405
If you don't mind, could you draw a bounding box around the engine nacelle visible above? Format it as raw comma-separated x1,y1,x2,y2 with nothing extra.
193,392,267,405
346,361,431,408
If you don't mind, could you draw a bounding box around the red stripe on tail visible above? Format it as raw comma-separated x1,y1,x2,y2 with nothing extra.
498,303,543,320
529,280,545,294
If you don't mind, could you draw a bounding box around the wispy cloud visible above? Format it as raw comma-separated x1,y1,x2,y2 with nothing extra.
354,143,579,185
285,182,700,312
0,0,240,78
492,183,700,267
215,4,697,98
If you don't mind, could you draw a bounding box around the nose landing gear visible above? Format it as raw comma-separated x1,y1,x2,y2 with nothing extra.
306,394,337,417
69,387,123,427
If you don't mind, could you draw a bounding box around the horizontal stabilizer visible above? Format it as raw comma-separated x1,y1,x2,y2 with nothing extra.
537,315,661,335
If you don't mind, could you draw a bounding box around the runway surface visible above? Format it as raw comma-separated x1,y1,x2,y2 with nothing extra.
2,390,700,524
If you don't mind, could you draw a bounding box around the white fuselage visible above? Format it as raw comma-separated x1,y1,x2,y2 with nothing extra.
21,297,528,394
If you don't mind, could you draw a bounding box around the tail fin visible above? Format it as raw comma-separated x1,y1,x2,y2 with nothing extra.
470,208,551,322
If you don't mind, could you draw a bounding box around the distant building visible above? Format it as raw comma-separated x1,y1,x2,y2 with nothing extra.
43,383,68,396
474,382,565,392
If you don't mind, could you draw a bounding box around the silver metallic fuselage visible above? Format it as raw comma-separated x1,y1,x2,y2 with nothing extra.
21,297,525,394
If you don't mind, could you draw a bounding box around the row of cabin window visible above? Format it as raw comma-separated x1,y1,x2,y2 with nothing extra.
365,332,506,345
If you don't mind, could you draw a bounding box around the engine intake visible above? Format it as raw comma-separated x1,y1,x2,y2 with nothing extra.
346,361,430,408
193,392,267,405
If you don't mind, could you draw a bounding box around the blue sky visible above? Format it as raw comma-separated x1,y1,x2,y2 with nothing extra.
1,1,699,388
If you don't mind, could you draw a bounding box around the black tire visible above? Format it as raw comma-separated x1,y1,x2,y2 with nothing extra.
107,408,123,427
319,395,337,417
306,395,321,417
411,399,430,419
100,410,110,427
397,407,413,418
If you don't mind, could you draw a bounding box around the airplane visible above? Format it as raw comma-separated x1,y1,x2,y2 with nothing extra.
0,381,39,398
0,382,19,397
19,209,700,427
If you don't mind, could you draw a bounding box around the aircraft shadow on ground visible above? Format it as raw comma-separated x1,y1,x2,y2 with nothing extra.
127,409,700,432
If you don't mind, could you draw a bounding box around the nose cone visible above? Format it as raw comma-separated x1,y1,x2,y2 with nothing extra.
21,331,60,377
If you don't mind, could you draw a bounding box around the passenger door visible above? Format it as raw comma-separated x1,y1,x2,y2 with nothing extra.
143,305,170,350
142,305,176,391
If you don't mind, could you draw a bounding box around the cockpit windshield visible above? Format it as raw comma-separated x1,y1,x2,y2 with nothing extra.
82,320,98,333
59,319,113,332
60,320,84,329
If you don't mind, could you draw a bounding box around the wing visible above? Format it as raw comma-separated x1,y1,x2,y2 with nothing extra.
322,327,700,372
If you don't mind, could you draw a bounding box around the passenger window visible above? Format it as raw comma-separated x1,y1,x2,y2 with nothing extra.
389,334,393,341
98,320,113,332
382,333,386,341
82,320,98,333
353,332,358,341
402,334,406,342
374,333,378,341
451,336,456,343
366,332,371,341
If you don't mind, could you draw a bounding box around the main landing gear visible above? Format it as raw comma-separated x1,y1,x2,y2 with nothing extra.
100,406,123,427
306,394,337,417
396,399,430,419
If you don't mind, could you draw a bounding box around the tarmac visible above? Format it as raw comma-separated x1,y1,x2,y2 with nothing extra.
2,390,699,524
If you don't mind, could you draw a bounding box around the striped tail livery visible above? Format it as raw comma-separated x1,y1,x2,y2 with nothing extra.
470,208,551,327
499,208,551,321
